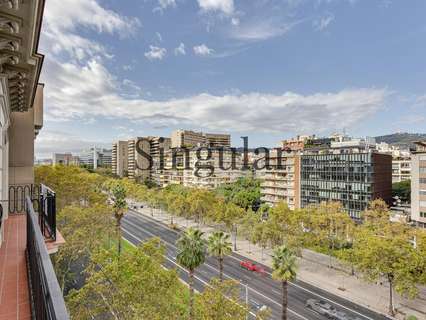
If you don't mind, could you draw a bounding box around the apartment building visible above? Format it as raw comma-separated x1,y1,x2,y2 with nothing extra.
392,157,411,183
112,140,129,177
204,133,231,147
261,150,301,209
411,141,426,228
163,148,187,186
300,152,392,220
281,135,313,151
171,129,205,148
183,148,244,189
171,129,231,148
0,1,69,318
127,137,151,182
150,136,171,186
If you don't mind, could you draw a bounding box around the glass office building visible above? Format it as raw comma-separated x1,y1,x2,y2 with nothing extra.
300,152,392,220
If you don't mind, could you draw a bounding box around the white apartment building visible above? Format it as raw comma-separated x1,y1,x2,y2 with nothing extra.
112,140,128,177
260,150,300,209
127,137,151,182
392,157,411,183
182,148,244,189
150,136,171,186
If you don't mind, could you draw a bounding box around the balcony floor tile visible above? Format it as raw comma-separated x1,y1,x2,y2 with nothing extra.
0,215,32,320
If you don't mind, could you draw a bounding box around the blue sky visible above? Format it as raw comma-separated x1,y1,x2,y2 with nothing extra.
35,0,426,158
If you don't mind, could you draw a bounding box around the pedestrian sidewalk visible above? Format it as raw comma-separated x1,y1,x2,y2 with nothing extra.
128,201,426,320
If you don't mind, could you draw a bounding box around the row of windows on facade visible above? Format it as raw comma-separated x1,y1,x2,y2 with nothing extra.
301,191,371,201
301,181,372,192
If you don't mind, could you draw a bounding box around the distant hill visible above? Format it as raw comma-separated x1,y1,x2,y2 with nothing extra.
374,133,426,149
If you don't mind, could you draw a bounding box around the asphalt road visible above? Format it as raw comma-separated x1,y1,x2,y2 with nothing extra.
121,209,391,320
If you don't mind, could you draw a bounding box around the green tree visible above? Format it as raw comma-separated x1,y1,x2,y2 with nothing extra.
188,189,216,226
177,228,207,320
67,239,188,320
111,182,127,256
392,179,411,202
195,279,248,320
271,245,298,320
353,224,423,316
207,231,232,281
216,176,262,210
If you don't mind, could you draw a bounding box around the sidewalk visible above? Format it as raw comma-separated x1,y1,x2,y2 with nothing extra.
128,200,426,320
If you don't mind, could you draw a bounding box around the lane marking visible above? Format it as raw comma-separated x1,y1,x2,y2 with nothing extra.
122,220,309,320
126,211,381,320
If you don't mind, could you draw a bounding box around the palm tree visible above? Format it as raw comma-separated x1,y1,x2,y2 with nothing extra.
112,183,127,256
176,228,206,320
271,245,297,320
207,231,232,281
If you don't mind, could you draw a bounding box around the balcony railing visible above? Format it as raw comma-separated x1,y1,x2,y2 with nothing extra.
8,183,40,214
26,196,69,320
8,184,56,241
39,185,57,241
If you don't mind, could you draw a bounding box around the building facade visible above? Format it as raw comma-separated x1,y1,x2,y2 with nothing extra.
261,150,300,209
411,141,426,228
127,137,151,182
300,152,392,219
171,129,231,149
204,133,231,148
171,129,205,148
112,140,128,177
182,148,244,189
392,157,411,183
78,148,112,169
53,153,75,166
150,136,171,186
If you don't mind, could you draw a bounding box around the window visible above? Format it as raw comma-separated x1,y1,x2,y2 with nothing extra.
420,212,426,218
421,178,426,184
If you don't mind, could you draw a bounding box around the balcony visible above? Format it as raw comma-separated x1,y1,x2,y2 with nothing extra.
0,185,68,320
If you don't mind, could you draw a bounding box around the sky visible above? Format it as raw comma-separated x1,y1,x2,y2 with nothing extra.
35,0,426,158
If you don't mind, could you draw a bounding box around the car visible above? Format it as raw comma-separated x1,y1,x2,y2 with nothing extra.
305,299,337,318
240,260,265,274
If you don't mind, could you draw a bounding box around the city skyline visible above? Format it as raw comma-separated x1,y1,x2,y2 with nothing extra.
36,0,426,158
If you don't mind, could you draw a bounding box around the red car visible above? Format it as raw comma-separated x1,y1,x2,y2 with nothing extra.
240,260,265,274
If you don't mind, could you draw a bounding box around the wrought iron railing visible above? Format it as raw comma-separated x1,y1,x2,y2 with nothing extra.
26,196,69,320
9,184,40,214
8,184,56,241
39,185,56,241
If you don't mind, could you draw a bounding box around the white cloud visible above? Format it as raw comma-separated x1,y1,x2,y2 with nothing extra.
40,56,388,135
313,13,335,31
144,45,167,60
174,42,186,55
193,44,214,56
229,19,301,41
35,130,111,158
156,32,163,42
123,64,132,71
158,0,176,9
42,0,140,61
231,17,240,26
197,0,234,15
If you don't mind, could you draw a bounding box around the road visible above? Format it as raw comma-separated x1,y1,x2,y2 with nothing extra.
122,209,391,320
